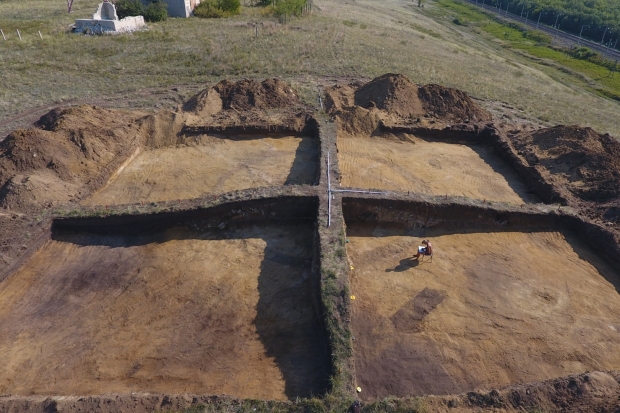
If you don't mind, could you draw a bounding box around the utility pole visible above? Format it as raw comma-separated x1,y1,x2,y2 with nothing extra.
578,25,589,45
536,12,546,29
601,27,609,45
553,12,561,29
552,13,562,44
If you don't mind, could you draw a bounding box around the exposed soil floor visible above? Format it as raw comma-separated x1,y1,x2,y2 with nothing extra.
347,226,620,400
0,224,329,400
85,135,318,206
337,135,537,203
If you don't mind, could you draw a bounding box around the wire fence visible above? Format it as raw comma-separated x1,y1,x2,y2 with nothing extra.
0,29,46,41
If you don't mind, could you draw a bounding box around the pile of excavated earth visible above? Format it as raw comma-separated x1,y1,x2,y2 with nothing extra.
0,73,619,413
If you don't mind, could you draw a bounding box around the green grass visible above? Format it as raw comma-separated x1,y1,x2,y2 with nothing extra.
1,0,620,136
435,0,620,100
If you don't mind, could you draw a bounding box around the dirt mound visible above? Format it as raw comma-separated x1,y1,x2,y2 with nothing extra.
0,106,146,211
513,125,620,202
336,106,381,136
418,83,492,122
354,74,424,118
325,74,492,136
185,78,303,115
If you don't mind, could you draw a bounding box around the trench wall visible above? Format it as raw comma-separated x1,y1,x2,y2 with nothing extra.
342,197,620,269
53,196,318,236
181,116,320,137
382,123,567,205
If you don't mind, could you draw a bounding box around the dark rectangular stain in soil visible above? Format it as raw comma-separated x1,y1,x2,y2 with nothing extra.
390,288,446,333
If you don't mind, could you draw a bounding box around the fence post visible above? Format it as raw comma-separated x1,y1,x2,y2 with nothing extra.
38,30,43,39
16,29,22,40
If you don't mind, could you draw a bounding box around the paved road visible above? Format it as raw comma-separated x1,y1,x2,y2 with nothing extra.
461,0,620,62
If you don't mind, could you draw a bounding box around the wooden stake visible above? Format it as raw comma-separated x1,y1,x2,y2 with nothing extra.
38,30,43,39
327,151,331,227
0,29,5,41
16,29,21,40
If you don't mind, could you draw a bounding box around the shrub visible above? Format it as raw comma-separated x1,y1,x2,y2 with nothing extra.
218,0,240,13
144,0,168,21
194,0,240,17
274,0,305,16
525,29,552,44
194,1,225,17
114,0,144,19
570,46,599,60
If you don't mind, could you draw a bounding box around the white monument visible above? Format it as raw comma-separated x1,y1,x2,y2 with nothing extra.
74,0,146,33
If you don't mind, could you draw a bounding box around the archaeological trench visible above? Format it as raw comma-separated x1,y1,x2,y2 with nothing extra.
1,74,620,412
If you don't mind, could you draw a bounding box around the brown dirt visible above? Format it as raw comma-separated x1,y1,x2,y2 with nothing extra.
184,78,304,117
353,74,425,119
0,223,329,400
512,125,620,203
84,134,318,206
508,124,620,232
348,226,620,400
2,75,620,412
325,74,492,136
417,83,493,123
0,106,147,212
337,133,537,203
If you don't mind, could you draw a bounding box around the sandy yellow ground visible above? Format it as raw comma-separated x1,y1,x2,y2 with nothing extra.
0,225,328,400
86,135,318,205
338,135,537,204
348,228,620,400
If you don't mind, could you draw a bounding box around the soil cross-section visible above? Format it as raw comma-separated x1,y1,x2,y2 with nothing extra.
0,223,329,400
347,225,620,400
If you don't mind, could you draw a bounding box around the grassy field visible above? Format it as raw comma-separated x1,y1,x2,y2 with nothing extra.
1,0,620,136
434,0,620,101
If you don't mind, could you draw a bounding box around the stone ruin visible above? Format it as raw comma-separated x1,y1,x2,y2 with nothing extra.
74,0,146,34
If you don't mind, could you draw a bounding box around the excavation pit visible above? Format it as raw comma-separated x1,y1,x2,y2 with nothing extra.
337,134,537,204
0,210,329,400
345,211,620,400
85,133,319,206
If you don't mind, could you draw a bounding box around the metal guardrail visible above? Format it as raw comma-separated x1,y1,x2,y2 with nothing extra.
460,0,620,61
